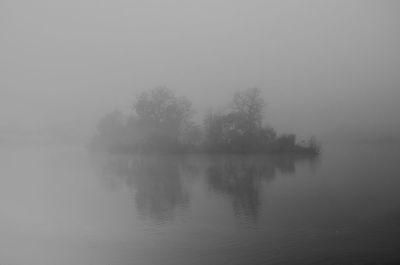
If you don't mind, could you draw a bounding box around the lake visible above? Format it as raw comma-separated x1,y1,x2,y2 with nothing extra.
1,143,400,265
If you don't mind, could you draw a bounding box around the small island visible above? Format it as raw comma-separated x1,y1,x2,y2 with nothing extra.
90,87,320,155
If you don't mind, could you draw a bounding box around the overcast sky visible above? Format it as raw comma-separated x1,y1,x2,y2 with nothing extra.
1,0,400,142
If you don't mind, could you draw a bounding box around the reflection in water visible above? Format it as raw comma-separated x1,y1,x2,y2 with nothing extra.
4,147,400,265
205,155,316,220
130,156,188,222
98,155,188,222
95,153,318,222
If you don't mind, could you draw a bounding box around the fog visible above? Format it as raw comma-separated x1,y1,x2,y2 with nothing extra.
2,3,400,264
2,0,400,144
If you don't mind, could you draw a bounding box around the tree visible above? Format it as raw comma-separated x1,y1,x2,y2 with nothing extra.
180,122,203,148
132,87,194,151
203,89,273,153
91,86,320,155
307,136,321,154
232,87,265,135
203,110,227,151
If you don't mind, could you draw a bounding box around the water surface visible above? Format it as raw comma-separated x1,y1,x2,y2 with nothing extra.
1,144,399,265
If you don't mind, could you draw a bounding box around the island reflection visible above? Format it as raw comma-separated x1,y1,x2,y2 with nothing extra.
206,155,318,220
95,154,318,223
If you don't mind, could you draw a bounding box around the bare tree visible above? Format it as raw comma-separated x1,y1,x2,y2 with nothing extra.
232,87,265,134
133,87,194,150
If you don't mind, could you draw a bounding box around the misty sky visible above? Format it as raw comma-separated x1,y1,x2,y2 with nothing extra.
1,0,400,142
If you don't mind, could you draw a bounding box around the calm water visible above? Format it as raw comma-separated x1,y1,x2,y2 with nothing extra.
1,144,400,265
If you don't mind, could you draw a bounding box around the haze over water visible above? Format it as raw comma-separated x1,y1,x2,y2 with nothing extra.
2,1,400,264
2,1,400,142
1,143,399,265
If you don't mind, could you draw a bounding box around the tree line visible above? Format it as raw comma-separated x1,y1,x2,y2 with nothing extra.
91,87,320,154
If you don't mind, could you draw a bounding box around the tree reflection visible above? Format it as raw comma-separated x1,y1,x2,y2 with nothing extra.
205,155,316,221
98,154,188,222
129,156,188,221
94,153,318,223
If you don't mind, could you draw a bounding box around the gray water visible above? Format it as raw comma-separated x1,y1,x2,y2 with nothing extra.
1,144,400,265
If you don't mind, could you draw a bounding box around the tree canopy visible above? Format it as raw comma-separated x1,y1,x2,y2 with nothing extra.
91,87,320,155
131,87,194,151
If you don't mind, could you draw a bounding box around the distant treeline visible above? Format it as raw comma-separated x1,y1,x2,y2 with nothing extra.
90,87,320,155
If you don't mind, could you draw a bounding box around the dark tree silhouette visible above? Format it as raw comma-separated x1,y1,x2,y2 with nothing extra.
205,155,296,220
203,88,278,153
133,87,194,152
91,86,320,155
232,87,265,134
